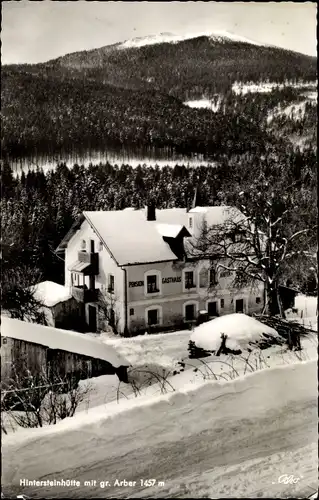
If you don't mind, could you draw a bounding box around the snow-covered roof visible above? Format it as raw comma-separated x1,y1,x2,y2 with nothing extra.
32,281,72,307
1,317,129,368
189,205,244,225
191,313,279,352
156,223,185,238
83,210,184,265
57,206,245,266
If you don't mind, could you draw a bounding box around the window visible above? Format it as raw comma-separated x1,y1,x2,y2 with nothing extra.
147,275,159,294
199,268,208,288
221,299,225,308
108,274,115,293
189,217,193,229
129,308,135,316
185,304,196,321
209,269,218,286
144,270,162,296
147,309,159,326
81,239,86,251
207,301,218,317
185,271,195,289
98,241,103,252
90,239,95,253
256,297,261,304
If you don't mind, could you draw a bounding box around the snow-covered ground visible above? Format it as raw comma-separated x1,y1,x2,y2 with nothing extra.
302,91,317,102
81,327,317,409
3,295,316,432
184,98,222,112
2,359,317,499
4,323,315,437
11,153,217,174
266,99,316,124
232,81,317,96
2,298,317,497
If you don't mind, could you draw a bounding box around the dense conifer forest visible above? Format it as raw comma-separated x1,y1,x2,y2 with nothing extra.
1,144,317,293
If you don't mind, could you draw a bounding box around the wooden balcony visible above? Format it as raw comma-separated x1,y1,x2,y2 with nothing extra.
78,251,99,276
71,286,99,303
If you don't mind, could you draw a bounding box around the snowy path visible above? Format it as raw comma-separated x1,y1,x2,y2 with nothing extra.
3,361,317,499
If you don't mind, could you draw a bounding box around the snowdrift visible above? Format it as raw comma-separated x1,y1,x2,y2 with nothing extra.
190,313,279,355
2,361,317,499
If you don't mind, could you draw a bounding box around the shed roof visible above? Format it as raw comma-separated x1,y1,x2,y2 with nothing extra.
32,281,72,307
1,317,129,368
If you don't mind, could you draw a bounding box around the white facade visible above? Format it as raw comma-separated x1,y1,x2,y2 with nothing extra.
64,219,125,332
61,208,265,334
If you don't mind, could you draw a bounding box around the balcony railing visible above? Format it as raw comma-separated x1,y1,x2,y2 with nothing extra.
78,251,99,276
72,286,99,303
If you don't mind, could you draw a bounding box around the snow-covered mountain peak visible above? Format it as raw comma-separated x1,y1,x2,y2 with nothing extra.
209,30,264,46
118,30,265,49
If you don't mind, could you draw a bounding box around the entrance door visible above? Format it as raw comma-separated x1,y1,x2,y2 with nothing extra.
207,301,218,317
88,305,97,332
235,299,244,313
147,308,159,326
109,308,115,327
185,304,196,321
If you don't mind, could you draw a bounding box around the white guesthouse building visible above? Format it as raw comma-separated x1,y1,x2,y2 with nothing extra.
56,205,265,334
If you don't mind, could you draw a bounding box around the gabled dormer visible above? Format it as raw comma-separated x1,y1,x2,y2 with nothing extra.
156,224,191,260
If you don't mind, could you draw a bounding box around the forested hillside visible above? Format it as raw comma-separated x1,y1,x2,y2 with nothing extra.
1,68,316,160
1,35,316,160
50,36,317,97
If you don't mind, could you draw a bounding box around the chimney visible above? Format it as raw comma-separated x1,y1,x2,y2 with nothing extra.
146,203,156,221
186,186,199,212
192,186,198,209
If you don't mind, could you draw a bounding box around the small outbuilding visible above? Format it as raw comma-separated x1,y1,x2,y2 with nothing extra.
1,316,130,388
31,281,83,330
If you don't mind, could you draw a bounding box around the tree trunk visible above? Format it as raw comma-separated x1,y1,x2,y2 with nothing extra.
267,285,285,318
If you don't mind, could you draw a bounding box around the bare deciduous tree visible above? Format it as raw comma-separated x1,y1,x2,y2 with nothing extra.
1,361,92,432
189,179,317,317
98,288,120,335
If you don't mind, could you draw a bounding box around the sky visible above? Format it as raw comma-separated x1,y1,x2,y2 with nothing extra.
1,1,317,64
